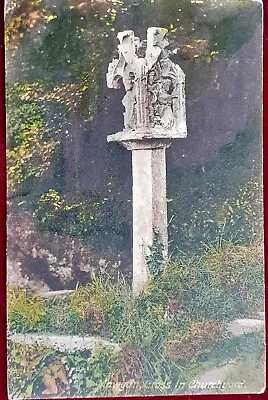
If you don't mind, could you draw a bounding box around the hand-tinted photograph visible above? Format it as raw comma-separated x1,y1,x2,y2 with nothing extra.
5,0,264,398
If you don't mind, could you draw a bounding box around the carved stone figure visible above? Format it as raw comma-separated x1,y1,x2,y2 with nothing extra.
106,27,187,138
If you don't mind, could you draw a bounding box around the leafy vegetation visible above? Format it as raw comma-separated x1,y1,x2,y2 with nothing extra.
146,230,165,278
7,331,265,397
8,237,264,395
7,341,119,398
8,288,46,332
35,189,130,250
8,238,264,339
6,85,59,196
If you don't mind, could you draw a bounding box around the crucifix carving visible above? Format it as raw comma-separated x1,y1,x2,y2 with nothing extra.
107,27,187,137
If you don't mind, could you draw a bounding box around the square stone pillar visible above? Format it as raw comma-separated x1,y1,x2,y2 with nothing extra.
108,134,171,294
131,145,169,294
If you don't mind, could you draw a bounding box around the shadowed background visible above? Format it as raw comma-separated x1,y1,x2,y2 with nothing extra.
5,0,262,290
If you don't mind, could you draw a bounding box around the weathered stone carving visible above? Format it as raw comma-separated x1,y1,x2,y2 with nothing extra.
106,27,188,295
106,27,187,138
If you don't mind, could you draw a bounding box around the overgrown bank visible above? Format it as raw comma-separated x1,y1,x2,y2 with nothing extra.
8,239,264,397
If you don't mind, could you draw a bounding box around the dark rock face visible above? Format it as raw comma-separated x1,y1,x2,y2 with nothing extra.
6,1,262,198
174,24,262,166
6,0,263,290
7,208,131,291
74,25,262,196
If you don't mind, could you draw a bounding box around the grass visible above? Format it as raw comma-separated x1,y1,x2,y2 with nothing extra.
8,240,264,339
7,239,265,398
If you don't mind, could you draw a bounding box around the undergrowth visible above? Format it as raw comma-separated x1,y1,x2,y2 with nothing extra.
7,332,264,397
8,240,264,338
7,239,264,397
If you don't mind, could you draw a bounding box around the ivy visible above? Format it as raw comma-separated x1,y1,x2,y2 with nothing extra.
146,230,165,279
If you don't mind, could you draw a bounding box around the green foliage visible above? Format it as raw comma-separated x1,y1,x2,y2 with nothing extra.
5,0,56,49
84,345,119,395
146,230,165,278
6,85,59,196
8,238,264,340
5,1,264,394
8,288,46,332
19,1,118,120
38,299,83,335
144,239,264,324
35,189,129,250
153,259,192,300
5,0,262,233
6,88,43,150
35,189,69,233
7,341,56,399
196,240,264,317
169,125,263,252
68,277,137,342
69,277,168,348
7,340,118,398
7,240,264,396
8,331,264,398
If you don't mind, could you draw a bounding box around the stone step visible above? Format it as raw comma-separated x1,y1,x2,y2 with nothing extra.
8,333,120,352
42,289,75,299
227,318,265,337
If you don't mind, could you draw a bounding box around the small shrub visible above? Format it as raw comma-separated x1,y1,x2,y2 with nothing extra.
40,299,83,335
69,281,106,334
69,277,132,338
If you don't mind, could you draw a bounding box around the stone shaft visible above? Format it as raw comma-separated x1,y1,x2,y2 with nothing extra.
132,147,168,295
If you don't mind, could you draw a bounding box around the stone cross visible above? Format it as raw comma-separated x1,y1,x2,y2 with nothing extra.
107,27,187,295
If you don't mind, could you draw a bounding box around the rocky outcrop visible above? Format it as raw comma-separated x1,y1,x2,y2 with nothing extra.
7,205,131,292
